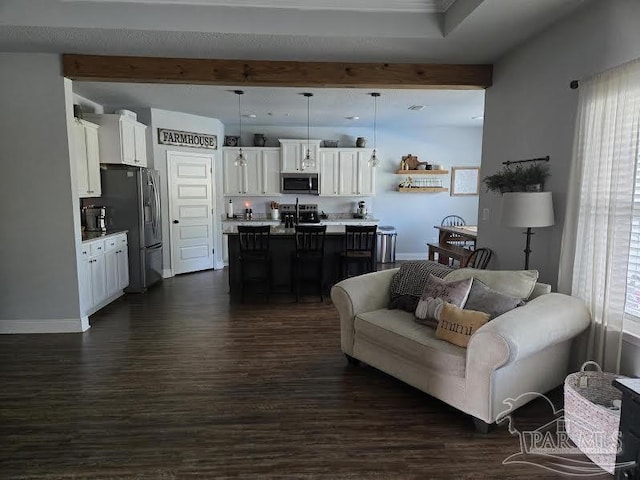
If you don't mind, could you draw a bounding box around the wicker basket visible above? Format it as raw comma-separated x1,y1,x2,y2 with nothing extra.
564,361,626,474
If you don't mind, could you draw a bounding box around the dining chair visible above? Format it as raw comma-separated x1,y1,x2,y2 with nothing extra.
464,247,492,269
441,215,466,227
441,214,473,251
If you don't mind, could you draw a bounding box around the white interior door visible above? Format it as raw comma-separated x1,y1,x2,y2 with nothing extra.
167,151,215,275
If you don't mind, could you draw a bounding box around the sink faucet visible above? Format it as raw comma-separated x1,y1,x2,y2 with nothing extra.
295,197,299,225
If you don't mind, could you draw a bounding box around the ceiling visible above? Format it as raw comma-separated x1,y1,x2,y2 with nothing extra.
73,82,486,128
2,0,586,128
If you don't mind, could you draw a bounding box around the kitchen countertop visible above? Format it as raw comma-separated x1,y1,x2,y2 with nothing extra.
223,228,350,236
82,229,128,243
222,217,379,224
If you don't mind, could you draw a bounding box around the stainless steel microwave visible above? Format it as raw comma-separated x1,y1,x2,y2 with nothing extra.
281,173,319,195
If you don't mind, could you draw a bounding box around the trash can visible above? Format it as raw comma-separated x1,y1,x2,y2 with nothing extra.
377,226,397,264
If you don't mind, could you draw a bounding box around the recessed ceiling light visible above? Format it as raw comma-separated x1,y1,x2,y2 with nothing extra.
346,116,360,120
472,115,484,120
408,105,425,111
242,114,257,118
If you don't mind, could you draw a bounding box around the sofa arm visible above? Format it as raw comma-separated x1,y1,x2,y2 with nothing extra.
331,268,398,356
468,293,591,366
464,293,590,423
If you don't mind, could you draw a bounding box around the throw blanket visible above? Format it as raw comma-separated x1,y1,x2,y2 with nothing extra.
389,260,453,312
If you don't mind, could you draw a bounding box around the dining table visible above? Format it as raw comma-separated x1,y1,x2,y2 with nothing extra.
427,225,477,267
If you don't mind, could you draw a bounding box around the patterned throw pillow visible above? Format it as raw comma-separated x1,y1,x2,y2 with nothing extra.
388,261,453,312
414,274,473,328
464,279,525,320
436,302,490,348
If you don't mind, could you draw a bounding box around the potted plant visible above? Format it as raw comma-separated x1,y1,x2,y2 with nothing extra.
483,165,522,193
519,162,550,192
483,162,550,194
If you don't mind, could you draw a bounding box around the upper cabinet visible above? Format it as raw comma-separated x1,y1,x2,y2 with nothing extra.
319,148,375,197
71,118,101,198
223,147,281,196
279,139,321,173
84,113,148,167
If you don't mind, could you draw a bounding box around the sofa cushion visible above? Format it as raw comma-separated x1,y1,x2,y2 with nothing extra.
436,302,490,348
464,279,525,320
443,268,539,299
414,274,473,328
354,308,467,377
388,261,453,312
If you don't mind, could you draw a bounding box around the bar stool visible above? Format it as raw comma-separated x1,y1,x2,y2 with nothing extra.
340,225,377,280
293,224,327,302
237,225,271,302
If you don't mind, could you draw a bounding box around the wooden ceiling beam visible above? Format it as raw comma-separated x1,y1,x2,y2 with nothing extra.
62,54,492,89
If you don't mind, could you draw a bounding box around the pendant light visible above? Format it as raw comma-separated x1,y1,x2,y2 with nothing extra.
368,92,381,167
301,92,315,170
233,90,247,167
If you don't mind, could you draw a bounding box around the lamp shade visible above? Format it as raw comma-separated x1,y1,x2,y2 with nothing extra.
501,192,555,228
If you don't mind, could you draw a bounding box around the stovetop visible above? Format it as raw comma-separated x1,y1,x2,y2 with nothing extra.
280,203,319,224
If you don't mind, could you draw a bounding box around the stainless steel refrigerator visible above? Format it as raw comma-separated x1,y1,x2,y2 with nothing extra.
100,165,163,293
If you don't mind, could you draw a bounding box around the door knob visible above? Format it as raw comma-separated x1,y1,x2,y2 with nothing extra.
173,220,179,224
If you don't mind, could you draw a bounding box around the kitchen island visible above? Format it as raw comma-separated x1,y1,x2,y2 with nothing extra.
224,222,379,299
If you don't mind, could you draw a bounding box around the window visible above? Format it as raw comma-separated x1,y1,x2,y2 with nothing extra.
624,151,640,338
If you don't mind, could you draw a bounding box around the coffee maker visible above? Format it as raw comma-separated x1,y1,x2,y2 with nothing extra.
355,201,367,219
83,206,107,232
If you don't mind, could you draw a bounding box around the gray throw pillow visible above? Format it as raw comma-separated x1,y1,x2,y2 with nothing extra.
464,279,525,320
388,261,454,312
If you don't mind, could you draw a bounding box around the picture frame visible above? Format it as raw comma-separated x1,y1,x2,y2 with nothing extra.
451,167,480,196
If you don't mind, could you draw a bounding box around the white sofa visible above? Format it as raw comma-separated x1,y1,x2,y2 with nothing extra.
330,268,591,431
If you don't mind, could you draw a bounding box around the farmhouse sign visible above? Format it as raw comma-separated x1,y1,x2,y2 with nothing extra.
158,128,218,150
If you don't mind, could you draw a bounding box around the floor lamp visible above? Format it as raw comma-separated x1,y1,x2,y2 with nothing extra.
501,192,555,270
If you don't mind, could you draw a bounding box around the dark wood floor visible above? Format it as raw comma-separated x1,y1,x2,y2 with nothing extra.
0,269,608,479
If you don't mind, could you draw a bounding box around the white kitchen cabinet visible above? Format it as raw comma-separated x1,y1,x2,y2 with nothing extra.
72,119,102,198
357,150,376,196
78,244,92,313
105,233,130,297
89,241,107,308
319,150,339,195
116,236,130,290
319,148,375,196
279,139,321,173
133,122,148,167
105,248,118,297
261,149,282,195
80,232,129,316
223,147,281,196
84,113,148,167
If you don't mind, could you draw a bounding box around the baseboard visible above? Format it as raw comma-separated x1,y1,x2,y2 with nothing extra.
0,317,90,334
395,253,427,261
214,260,225,270
162,269,173,278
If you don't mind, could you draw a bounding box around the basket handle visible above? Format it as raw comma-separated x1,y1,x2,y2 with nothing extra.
580,361,603,372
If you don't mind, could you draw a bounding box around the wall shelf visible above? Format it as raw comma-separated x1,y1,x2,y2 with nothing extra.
397,187,449,193
396,169,448,175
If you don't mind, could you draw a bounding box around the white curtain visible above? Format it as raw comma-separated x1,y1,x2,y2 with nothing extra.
558,58,640,373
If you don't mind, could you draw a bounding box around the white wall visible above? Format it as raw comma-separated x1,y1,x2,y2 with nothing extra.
480,0,640,288
0,53,85,333
146,109,225,272
479,0,640,375
229,125,483,258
